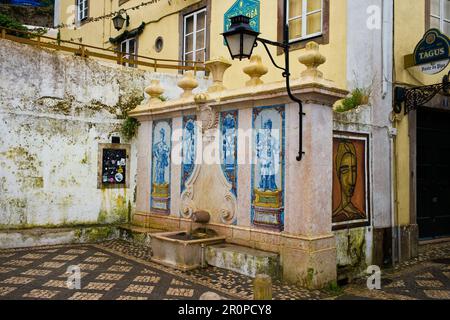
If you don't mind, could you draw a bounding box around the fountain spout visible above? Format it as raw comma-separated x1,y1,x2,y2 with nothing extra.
191,210,217,239
192,210,211,224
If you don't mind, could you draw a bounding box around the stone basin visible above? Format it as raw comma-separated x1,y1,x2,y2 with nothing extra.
151,231,226,271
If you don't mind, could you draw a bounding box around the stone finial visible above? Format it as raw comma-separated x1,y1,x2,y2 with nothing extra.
298,41,326,80
205,57,232,93
243,55,268,86
194,93,209,104
145,79,164,105
177,71,199,98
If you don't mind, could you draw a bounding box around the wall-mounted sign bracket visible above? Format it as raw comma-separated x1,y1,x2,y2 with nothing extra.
394,70,450,114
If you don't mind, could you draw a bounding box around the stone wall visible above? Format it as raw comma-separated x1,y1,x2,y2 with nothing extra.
0,39,210,229
332,0,396,281
0,4,54,28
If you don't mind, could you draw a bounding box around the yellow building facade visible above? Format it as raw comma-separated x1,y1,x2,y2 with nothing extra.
394,0,450,244
53,0,450,271
55,0,347,90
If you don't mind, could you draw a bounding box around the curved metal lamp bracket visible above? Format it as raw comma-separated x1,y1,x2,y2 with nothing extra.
255,34,305,161
394,70,450,114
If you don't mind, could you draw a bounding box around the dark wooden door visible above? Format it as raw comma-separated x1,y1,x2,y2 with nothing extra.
417,108,450,239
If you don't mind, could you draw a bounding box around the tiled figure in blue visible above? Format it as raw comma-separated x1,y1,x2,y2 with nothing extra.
182,119,196,172
222,113,237,171
153,128,170,184
256,119,280,191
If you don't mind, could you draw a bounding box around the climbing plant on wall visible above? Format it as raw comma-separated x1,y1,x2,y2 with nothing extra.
0,13,28,37
121,116,140,141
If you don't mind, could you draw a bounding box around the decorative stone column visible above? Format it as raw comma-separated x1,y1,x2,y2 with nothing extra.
243,55,268,86
281,95,337,289
280,42,345,289
205,57,232,93
144,79,164,106
177,71,198,98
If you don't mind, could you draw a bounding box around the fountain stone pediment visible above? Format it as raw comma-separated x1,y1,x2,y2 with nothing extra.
180,104,237,225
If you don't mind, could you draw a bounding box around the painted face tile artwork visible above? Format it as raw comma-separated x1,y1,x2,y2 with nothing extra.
251,106,285,232
332,133,370,230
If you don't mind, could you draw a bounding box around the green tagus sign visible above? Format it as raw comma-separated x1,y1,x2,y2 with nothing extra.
414,28,450,74
224,0,260,43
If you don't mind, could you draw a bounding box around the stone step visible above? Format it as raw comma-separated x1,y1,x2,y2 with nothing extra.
0,225,119,249
118,224,163,246
205,244,281,280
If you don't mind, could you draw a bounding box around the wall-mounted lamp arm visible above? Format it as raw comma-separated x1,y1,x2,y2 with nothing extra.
256,39,286,73
254,33,305,161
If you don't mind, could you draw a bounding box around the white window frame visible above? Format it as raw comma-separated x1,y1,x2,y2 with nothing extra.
430,0,450,35
120,37,137,68
77,0,89,22
287,0,323,43
183,8,207,66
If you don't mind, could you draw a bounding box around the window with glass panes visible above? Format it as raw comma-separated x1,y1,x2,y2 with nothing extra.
77,0,88,21
120,38,137,68
430,0,450,36
287,0,323,42
183,8,207,66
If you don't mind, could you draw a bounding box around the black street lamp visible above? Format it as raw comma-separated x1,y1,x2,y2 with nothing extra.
112,10,130,31
223,15,259,60
222,3,304,162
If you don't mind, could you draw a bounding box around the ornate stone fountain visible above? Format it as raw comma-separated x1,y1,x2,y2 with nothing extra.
151,211,225,271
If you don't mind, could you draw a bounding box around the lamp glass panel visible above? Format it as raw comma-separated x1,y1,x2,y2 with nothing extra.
114,16,125,30
225,33,243,57
242,33,257,57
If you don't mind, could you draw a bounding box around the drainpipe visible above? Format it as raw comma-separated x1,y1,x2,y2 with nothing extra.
54,0,61,28
390,125,397,266
382,0,398,266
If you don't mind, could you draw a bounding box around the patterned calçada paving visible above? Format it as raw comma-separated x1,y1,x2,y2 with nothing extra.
2,239,450,300
0,243,236,300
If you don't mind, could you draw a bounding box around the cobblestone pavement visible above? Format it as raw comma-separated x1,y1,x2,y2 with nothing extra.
0,242,235,300
1,239,449,300
0,240,325,300
335,241,450,300
101,240,325,300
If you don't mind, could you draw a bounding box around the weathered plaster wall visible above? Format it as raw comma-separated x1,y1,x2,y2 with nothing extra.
333,0,396,279
0,39,210,229
333,106,374,280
